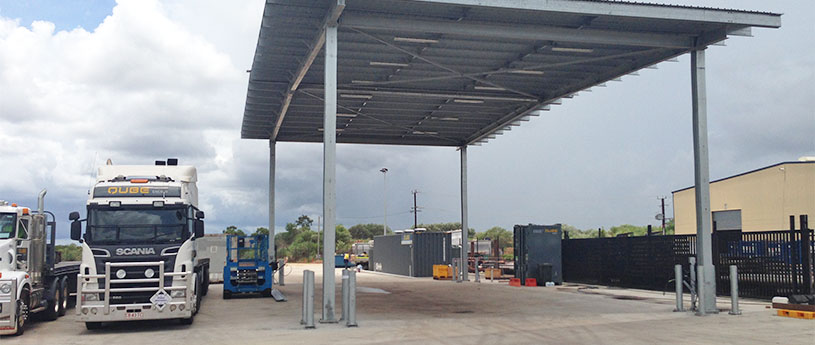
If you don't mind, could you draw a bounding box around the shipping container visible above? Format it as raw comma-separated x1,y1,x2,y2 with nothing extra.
514,224,563,285
372,232,452,277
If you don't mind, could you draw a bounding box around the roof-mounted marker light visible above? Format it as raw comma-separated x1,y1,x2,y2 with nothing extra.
109,201,121,208
11,203,17,207
153,201,165,208
369,61,410,67
130,179,148,183
22,208,29,215
393,37,438,44
551,47,594,54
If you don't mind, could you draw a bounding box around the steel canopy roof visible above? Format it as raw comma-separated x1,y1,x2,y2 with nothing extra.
242,0,780,146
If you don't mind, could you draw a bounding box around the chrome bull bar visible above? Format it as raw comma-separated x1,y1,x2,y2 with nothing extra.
77,261,192,316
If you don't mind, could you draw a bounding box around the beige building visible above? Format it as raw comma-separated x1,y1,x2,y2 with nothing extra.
673,160,815,235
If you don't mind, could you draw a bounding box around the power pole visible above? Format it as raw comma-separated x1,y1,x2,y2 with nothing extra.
658,196,667,232
410,189,421,229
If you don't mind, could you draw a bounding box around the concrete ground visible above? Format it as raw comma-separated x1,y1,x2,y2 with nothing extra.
3,263,813,345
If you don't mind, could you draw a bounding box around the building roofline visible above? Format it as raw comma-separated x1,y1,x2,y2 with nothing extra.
672,161,815,194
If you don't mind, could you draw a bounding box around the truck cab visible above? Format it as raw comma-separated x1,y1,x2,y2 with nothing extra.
70,160,209,329
0,191,77,336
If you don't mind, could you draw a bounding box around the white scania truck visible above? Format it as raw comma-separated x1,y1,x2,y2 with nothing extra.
69,159,209,330
0,190,79,336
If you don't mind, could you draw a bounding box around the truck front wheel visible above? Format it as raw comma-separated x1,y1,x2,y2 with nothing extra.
13,291,29,336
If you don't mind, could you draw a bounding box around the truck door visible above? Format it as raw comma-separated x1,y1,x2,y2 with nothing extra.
16,218,30,272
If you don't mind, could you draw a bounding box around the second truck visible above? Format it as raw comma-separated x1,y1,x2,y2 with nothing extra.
70,159,209,329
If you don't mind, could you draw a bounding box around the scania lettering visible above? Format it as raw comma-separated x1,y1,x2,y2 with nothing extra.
0,190,80,336
70,159,210,330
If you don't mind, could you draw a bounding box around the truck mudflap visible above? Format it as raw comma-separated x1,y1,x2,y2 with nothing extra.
0,280,18,335
76,261,196,322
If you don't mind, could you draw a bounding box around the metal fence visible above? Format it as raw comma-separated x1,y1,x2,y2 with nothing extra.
562,226,814,300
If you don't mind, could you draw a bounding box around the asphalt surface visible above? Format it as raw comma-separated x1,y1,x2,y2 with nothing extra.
2,263,813,344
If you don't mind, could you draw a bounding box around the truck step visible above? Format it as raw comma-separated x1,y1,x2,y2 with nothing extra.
271,289,287,302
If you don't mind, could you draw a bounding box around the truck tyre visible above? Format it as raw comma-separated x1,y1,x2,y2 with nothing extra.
193,274,201,315
13,290,29,336
201,268,209,296
179,313,195,325
262,288,273,297
85,322,103,330
42,281,60,321
222,290,232,299
58,278,69,316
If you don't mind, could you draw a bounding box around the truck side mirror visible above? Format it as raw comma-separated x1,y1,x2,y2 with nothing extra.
195,210,205,219
69,211,80,221
70,221,82,241
194,219,205,238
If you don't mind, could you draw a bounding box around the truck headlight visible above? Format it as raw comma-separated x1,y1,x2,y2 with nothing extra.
171,290,186,298
0,283,11,294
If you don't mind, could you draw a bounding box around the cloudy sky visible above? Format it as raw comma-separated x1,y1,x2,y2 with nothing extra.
0,0,812,239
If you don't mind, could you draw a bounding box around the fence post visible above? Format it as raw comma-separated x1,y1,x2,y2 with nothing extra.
347,269,358,327
341,269,349,321
790,215,799,293
801,215,812,295
674,264,684,312
729,265,741,315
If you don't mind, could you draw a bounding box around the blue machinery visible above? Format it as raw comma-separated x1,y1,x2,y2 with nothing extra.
223,235,274,298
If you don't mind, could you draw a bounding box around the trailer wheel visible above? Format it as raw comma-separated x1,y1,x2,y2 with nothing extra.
58,278,69,316
42,281,60,321
85,322,102,330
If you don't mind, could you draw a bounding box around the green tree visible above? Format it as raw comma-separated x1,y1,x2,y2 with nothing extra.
476,226,513,250
252,227,269,236
348,223,391,239
55,244,82,261
416,222,476,238
223,225,246,236
335,224,352,253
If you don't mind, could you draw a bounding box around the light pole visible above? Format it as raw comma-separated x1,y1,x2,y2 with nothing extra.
380,167,388,236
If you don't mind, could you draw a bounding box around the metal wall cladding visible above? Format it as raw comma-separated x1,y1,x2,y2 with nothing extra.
196,235,227,283
372,232,452,277
514,224,563,285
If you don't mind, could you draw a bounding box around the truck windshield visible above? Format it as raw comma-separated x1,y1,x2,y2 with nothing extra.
88,207,188,245
0,213,15,239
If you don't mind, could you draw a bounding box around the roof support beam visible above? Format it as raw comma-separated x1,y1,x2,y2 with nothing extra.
300,88,537,103
269,0,345,140
406,0,781,28
341,13,694,49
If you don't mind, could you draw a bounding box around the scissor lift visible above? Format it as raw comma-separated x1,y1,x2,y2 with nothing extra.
222,235,273,299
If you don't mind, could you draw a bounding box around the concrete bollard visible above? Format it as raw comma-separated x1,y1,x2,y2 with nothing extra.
347,269,358,327
341,269,349,321
729,265,741,315
474,259,480,283
674,264,684,312
303,270,315,328
695,265,705,316
278,260,285,286
689,257,697,311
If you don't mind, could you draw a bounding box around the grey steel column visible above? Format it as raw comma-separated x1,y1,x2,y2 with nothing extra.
341,269,349,321
460,146,469,281
691,47,717,314
269,140,276,262
321,24,338,323
347,270,358,327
